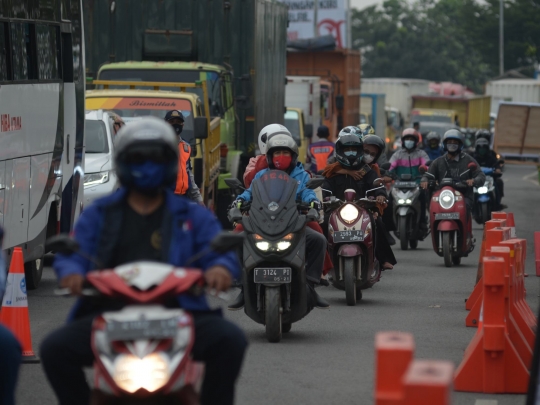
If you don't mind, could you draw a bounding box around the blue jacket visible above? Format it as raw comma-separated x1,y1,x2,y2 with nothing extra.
54,188,239,320
237,163,318,203
425,146,444,161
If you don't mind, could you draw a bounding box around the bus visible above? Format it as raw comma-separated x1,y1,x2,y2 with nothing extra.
0,1,85,289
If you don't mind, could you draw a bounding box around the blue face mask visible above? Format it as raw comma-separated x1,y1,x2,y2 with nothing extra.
128,161,168,193
404,140,415,150
344,150,357,157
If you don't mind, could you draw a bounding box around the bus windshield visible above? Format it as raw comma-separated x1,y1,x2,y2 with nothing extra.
86,97,195,145
98,69,222,117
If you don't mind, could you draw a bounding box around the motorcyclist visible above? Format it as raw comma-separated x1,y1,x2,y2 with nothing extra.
40,118,247,405
472,137,505,210
420,129,485,244
164,110,203,204
327,126,364,165
308,125,335,174
230,134,330,309
359,124,389,166
244,124,291,188
425,131,444,161
0,228,22,405
322,132,396,270
387,128,430,234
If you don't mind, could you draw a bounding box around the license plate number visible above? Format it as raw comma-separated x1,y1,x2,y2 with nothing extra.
435,212,460,220
333,230,364,242
254,268,291,283
395,181,418,188
106,318,178,341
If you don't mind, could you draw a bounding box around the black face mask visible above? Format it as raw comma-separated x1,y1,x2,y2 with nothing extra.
171,123,183,136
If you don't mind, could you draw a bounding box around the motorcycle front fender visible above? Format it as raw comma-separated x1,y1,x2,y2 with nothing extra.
478,195,490,203
337,244,363,257
397,206,410,217
437,220,459,232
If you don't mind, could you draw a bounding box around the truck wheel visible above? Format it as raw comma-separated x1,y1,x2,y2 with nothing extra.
399,216,408,250
265,287,282,343
25,256,44,290
442,232,453,268
344,258,357,306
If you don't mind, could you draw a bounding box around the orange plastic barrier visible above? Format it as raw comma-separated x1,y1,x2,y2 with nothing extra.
375,332,415,405
454,257,529,393
0,247,39,363
403,360,454,405
535,232,540,277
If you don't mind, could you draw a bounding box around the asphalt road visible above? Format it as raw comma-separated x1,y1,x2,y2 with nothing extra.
16,164,540,405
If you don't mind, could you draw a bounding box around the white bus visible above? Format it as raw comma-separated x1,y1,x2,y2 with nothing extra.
0,1,85,289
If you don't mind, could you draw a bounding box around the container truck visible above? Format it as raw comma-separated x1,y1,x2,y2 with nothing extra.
285,76,320,139
485,79,540,115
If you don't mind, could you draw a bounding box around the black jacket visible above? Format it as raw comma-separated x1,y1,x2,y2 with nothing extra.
473,150,502,170
322,165,386,201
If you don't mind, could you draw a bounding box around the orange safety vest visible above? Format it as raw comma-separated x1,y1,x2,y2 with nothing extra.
175,142,191,195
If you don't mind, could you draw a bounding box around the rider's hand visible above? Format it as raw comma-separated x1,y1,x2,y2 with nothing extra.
421,181,428,189
60,274,84,296
466,179,475,187
383,176,393,184
495,168,502,174
376,196,386,204
205,266,232,293
310,201,322,211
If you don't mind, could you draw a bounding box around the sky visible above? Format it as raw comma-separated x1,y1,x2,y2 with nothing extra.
350,0,383,10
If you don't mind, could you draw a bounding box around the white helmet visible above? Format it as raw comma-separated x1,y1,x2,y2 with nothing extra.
258,124,291,154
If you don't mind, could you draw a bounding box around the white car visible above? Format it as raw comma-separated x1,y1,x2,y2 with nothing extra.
84,110,118,206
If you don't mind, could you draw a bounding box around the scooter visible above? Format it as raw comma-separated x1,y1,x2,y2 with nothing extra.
473,167,497,225
391,173,427,250
323,180,384,306
46,233,243,405
420,163,476,267
225,171,324,343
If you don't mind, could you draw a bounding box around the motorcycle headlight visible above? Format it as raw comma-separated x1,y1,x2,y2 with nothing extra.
277,241,291,251
84,171,109,188
478,186,488,194
256,241,270,251
439,190,455,209
398,199,405,204
340,204,359,223
113,353,170,393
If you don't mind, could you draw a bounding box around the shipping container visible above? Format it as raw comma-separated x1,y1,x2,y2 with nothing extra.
286,49,361,140
485,79,540,115
411,95,491,129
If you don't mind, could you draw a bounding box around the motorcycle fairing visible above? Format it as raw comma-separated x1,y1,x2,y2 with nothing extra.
397,206,411,217
437,220,459,231
337,244,363,257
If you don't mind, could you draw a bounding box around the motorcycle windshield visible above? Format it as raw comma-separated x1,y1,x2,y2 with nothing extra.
249,170,302,237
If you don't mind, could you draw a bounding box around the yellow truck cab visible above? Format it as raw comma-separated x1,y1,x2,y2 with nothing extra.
284,107,309,164
86,80,221,209
411,108,460,126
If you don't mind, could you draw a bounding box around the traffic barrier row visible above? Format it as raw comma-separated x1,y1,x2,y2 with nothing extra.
455,212,536,394
374,332,454,405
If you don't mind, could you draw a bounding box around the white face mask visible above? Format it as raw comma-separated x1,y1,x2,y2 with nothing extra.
363,155,374,164
447,144,459,153
404,140,415,150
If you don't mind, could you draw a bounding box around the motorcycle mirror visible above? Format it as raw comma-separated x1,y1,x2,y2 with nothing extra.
380,162,391,171
419,165,428,174
306,177,324,190
210,232,244,254
45,234,80,255
224,178,245,191
467,162,478,171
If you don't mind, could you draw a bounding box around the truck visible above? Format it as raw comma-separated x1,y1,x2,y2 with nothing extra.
286,49,361,140
360,93,387,139
411,95,491,129
361,78,430,127
485,79,540,115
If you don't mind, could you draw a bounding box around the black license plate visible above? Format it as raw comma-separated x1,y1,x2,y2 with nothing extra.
254,268,291,283
106,318,179,341
395,181,418,188
435,212,460,220
333,230,364,242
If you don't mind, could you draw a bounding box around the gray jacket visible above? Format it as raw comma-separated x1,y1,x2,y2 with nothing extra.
421,152,485,202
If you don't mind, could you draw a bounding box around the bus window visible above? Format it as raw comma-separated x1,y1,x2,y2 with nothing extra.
37,25,61,80
11,23,37,81
0,23,8,81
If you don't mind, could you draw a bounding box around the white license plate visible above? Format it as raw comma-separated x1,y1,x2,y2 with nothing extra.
253,268,291,283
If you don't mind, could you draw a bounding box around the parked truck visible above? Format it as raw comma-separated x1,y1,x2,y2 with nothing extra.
485,79,540,115
286,49,361,140
411,95,491,129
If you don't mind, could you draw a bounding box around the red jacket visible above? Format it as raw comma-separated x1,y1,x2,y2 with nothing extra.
243,155,268,188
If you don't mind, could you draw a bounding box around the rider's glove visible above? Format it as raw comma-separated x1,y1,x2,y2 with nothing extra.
310,200,322,211
229,199,244,210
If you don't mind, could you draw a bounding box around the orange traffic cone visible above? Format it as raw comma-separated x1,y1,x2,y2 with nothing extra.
0,247,39,363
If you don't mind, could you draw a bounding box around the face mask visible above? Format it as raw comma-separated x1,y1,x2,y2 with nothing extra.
404,140,415,150
447,144,460,153
478,147,488,156
363,155,374,164
171,123,183,135
128,161,168,195
272,155,292,170
344,150,357,157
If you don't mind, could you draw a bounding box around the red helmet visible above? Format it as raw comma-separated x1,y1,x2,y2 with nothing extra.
401,128,420,142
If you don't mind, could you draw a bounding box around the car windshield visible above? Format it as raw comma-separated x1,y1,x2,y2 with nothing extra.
86,97,195,145
85,120,109,153
284,110,301,146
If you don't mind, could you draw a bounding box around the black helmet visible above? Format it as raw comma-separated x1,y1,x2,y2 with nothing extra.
442,129,465,152
115,117,178,191
475,137,490,155
475,129,491,142
164,110,185,122
362,135,385,163
265,134,299,170
426,131,441,142
335,134,364,169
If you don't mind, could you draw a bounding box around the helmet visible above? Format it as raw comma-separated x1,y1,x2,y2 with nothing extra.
164,110,185,122
401,128,420,149
335,134,364,169
258,124,291,154
475,129,491,142
265,134,299,169
338,126,363,139
442,129,465,152
475,137,490,151
358,124,375,136
362,135,385,162
426,131,441,142
115,117,179,190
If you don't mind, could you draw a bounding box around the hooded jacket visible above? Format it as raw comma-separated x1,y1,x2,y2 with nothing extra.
389,148,429,183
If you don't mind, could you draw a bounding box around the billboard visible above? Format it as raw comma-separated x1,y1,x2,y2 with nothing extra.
280,0,349,48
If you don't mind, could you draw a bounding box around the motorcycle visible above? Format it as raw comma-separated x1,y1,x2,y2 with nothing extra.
323,180,384,306
391,173,427,250
46,233,243,405
473,167,497,225
420,163,476,268
225,171,324,343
